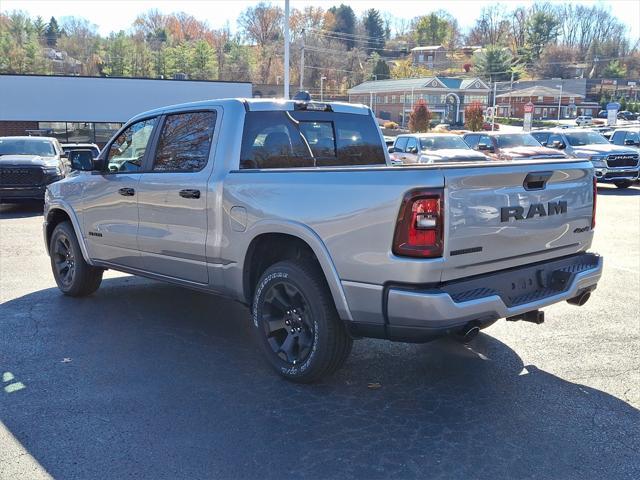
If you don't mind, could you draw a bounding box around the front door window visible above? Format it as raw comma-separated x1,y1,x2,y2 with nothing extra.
106,118,157,173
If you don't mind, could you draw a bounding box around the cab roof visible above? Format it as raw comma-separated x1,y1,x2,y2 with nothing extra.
128,98,371,124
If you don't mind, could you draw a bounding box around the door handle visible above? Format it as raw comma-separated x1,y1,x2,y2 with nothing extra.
118,187,135,196
179,189,201,199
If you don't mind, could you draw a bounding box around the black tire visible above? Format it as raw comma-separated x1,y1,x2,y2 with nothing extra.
252,260,353,383
49,221,103,296
614,180,632,189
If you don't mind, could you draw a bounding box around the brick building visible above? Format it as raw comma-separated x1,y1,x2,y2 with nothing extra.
495,85,599,120
347,77,490,126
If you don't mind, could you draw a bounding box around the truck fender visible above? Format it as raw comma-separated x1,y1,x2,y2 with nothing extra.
45,200,94,265
244,219,353,322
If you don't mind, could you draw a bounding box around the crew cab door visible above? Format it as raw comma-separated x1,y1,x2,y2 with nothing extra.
81,117,159,268
136,109,219,284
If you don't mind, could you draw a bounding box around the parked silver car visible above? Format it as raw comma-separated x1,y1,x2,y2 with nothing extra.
390,133,488,164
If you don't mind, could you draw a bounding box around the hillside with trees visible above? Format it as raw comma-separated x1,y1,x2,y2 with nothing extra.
1,2,638,99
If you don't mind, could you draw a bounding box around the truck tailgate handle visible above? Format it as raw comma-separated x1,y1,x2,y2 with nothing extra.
118,187,135,196
524,171,553,191
179,189,201,199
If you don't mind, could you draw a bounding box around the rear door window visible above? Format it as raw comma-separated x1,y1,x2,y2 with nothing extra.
152,111,216,172
239,110,386,169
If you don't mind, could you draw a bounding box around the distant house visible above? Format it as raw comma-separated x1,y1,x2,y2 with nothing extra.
460,45,483,57
495,85,599,119
411,46,446,69
348,76,490,125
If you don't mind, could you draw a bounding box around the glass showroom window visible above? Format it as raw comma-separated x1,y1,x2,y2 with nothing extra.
66,122,95,143
95,123,122,143
38,122,67,141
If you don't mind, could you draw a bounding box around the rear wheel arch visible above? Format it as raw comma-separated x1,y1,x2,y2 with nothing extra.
242,231,352,321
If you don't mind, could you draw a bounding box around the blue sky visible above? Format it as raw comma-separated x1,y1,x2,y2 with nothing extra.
4,0,640,39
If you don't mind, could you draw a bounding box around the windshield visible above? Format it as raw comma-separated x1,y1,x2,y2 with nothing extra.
0,138,56,157
420,136,470,150
495,134,541,148
565,132,609,146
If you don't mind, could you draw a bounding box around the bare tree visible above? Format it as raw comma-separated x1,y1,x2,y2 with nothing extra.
238,2,283,83
466,5,511,46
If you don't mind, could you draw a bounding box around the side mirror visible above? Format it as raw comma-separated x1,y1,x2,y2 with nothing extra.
68,150,94,171
551,140,566,149
409,146,418,154
388,146,395,153
624,139,638,146
477,143,491,152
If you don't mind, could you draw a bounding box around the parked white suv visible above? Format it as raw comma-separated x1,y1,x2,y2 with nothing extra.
575,116,593,127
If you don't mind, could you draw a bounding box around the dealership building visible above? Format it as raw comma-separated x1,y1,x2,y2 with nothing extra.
0,74,251,146
347,77,490,125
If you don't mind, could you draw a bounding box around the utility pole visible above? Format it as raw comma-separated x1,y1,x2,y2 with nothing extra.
299,28,305,90
491,81,497,131
508,71,514,118
283,0,290,99
321,76,327,102
556,82,563,126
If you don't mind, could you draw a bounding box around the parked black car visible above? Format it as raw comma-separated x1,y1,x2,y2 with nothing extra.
617,111,638,121
0,136,67,203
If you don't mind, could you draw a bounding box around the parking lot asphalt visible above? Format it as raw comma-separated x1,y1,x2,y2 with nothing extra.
1,185,639,480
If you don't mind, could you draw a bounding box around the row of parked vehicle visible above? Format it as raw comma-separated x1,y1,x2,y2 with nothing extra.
388,126,640,189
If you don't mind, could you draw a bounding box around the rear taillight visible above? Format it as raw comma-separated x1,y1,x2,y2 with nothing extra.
392,189,444,258
591,174,597,229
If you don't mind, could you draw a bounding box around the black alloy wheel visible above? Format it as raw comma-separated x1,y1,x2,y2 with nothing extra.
49,221,103,296
262,281,314,365
252,260,353,383
52,232,76,288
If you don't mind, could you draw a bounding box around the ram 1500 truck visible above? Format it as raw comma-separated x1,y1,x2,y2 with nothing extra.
43,99,603,382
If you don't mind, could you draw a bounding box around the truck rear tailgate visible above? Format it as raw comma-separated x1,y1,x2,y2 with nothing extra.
442,161,595,281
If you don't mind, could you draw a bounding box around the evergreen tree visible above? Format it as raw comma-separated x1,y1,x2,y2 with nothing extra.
372,58,390,80
473,45,513,81
363,9,385,54
45,16,60,47
328,4,356,50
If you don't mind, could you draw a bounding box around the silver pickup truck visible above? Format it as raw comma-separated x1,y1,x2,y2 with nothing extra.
43,99,603,382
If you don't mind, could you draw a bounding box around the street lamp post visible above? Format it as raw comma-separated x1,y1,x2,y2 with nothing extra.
320,76,327,102
556,83,563,126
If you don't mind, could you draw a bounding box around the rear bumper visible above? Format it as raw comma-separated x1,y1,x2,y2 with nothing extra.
345,253,603,343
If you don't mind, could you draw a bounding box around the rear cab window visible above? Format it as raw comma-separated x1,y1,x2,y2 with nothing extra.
239,110,386,169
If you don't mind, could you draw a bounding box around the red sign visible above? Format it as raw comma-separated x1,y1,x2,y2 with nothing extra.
524,102,535,114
